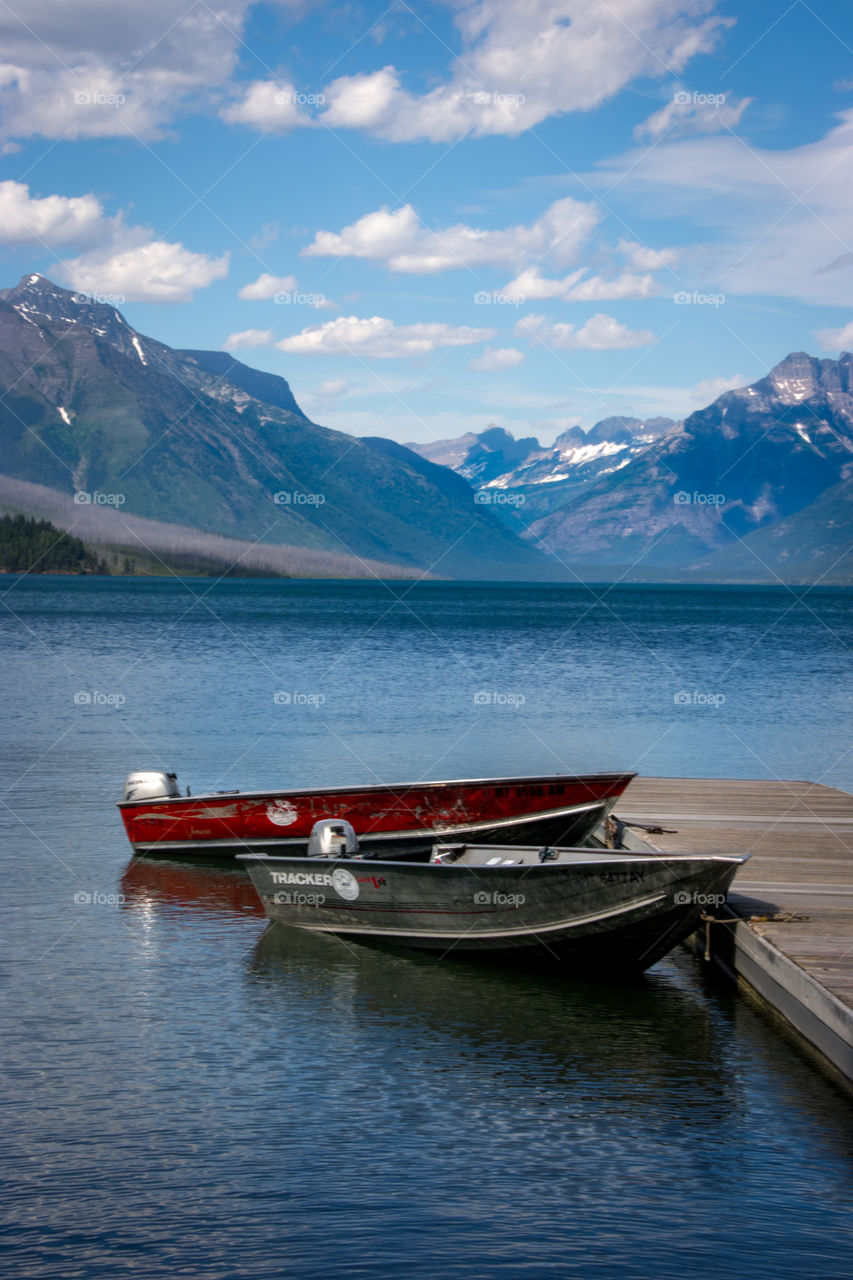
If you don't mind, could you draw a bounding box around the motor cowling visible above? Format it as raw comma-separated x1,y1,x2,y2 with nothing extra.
123,771,180,802
307,818,358,858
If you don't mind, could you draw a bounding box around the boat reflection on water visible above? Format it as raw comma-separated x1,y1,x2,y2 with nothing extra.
119,857,266,920
248,919,730,1092
245,923,853,1183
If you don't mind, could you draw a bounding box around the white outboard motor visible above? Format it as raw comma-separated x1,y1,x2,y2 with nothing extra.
123,771,181,802
307,818,358,859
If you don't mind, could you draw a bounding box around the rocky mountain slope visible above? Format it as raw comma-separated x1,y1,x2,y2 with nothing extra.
0,274,548,578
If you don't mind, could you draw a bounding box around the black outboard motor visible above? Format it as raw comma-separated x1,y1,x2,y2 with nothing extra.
307,818,359,858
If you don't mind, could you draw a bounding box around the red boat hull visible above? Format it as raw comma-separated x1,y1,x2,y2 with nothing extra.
119,772,635,859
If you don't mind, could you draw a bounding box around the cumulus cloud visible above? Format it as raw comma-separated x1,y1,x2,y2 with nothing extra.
0,178,229,302
815,321,853,352
517,313,655,351
0,0,251,141
0,180,105,246
220,80,315,131
238,273,298,300
223,328,275,350
303,197,599,274
311,0,730,141
469,347,524,371
276,315,496,358
321,66,402,130
635,90,751,140
59,233,229,302
2,1,728,144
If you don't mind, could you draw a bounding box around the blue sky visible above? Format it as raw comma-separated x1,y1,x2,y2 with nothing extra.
3,0,853,445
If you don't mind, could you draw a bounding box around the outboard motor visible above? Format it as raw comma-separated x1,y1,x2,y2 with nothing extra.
123,771,181,802
307,818,358,859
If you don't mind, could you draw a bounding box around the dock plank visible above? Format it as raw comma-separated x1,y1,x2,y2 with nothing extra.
610,777,853,1080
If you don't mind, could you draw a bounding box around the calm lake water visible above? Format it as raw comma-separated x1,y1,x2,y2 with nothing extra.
2,577,852,1278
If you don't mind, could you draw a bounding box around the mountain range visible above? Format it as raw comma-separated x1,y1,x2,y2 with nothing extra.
0,274,546,579
411,357,853,582
1,273,850,583
412,416,675,530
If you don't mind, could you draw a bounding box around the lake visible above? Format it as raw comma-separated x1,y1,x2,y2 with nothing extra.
2,577,852,1278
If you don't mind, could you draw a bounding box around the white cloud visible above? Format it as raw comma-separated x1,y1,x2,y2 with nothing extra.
503,267,586,299
469,347,525,372
304,197,599,274
0,0,251,141
617,240,680,270
322,66,401,130
315,379,350,397
815,321,853,352
306,205,420,262
220,80,314,131
223,328,274,350
276,315,496,358
568,273,659,301
0,180,105,246
690,374,747,402
2,1,728,144
636,90,751,140
504,265,659,300
310,1,730,141
517,313,655,350
0,179,229,304
238,273,298,300
59,233,229,303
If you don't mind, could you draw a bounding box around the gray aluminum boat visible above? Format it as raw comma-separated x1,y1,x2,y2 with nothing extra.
239,828,747,973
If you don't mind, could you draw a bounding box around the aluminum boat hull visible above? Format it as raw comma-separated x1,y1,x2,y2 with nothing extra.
239,844,747,972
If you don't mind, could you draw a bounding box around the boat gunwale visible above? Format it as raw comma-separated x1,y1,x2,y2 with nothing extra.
117,769,637,810
238,849,749,870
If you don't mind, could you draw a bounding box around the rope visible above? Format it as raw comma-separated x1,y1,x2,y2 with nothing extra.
699,910,810,961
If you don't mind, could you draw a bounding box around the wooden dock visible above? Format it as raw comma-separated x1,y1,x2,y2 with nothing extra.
607,777,853,1083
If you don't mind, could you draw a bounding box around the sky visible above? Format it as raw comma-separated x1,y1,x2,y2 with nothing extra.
2,0,853,447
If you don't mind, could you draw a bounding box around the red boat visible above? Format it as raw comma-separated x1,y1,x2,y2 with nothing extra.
118,769,635,859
